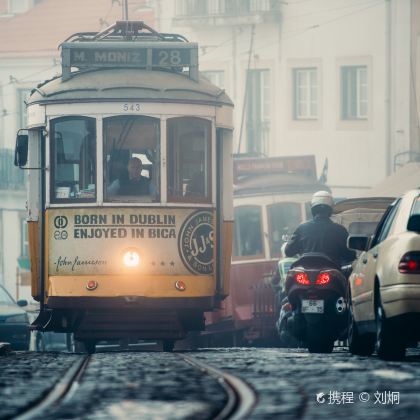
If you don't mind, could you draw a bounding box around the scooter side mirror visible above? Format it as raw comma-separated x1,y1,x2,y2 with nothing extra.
347,235,369,251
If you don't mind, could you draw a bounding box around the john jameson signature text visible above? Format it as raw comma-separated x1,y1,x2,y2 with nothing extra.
54,256,107,272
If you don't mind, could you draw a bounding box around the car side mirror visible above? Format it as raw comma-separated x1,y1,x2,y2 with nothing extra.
347,235,369,251
17,299,28,307
14,133,29,167
407,214,420,232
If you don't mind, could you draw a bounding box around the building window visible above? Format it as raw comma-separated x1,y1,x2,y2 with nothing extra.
341,65,368,120
176,0,208,15
8,0,27,14
17,88,31,128
202,70,225,90
246,69,270,155
176,0,273,16
293,68,317,119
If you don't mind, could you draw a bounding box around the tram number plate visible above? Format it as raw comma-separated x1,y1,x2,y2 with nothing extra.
302,299,324,314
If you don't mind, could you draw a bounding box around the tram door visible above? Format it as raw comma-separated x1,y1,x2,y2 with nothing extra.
18,128,45,302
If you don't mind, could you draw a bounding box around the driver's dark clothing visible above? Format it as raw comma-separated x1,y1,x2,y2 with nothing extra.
284,214,356,265
119,176,150,195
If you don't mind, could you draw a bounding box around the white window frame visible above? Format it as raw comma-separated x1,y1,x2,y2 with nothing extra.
246,68,271,155
341,65,368,120
8,0,28,14
356,67,368,118
293,67,318,120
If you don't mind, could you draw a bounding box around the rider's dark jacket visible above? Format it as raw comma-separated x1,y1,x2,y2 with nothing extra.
284,214,356,265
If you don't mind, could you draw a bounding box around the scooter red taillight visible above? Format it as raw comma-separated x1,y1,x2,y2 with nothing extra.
315,272,331,285
295,272,311,285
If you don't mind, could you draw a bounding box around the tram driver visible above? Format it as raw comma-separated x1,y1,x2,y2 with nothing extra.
107,157,154,196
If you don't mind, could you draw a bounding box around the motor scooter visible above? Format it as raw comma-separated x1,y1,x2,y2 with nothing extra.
276,253,348,353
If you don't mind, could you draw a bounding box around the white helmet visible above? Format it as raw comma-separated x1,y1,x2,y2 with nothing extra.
311,190,333,209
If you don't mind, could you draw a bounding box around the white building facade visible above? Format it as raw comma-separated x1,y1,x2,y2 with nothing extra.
0,55,58,300
155,0,416,197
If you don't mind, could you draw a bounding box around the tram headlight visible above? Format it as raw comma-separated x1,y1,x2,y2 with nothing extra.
123,248,141,267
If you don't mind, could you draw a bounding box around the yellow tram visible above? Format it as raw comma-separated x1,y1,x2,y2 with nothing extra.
14,21,234,352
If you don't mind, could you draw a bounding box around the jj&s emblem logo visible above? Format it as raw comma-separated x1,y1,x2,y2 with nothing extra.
178,210,214,275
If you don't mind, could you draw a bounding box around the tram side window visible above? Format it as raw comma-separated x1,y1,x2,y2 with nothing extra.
51,117,96,202
104,116,160,202
167,117,211,202
268,203,302,258
233,206,264,259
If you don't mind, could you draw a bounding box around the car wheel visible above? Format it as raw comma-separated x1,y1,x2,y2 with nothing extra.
348,301,375,356
375,297,405,361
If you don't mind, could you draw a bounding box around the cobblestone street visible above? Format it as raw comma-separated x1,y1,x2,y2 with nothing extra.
1,347,420,419
195,347,420,419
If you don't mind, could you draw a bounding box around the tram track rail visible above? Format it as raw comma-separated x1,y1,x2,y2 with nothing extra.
179,353,257,420
14,355,90,420
12,352,256,420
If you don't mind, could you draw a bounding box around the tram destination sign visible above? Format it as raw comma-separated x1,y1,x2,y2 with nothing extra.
61,42,199,81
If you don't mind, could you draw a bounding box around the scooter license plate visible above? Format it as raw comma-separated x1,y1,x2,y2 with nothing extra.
302,299,324,314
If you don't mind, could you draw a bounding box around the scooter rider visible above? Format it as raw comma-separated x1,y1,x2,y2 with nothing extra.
284,191,356,266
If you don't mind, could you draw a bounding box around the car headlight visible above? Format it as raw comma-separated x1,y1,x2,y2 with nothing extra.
5,314,28,323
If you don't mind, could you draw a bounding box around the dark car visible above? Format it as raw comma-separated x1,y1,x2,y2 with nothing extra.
0,285,30,350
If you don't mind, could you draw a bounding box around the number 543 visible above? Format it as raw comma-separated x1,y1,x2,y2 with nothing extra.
123,103,141,111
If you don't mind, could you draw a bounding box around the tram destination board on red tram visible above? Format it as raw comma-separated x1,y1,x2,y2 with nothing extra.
233,155,317,181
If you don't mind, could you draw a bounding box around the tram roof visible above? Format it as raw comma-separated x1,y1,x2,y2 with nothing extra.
234,173,330,197
27,68,233,107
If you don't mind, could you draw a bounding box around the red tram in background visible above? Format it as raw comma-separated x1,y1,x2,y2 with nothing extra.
204,155,330,345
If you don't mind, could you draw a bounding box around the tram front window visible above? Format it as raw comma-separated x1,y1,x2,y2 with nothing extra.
167,117,211,202
50,117,96,202
104,116,160,202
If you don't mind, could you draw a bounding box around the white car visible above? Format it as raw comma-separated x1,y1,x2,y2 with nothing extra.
347,189,420,360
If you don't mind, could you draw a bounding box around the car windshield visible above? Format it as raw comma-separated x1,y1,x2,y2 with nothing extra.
0,287,14,304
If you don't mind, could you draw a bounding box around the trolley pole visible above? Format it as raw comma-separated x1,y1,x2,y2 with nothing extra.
122,0,129,21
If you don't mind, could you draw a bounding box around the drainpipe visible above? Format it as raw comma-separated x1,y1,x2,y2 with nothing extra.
122,0,129,20
385,0,392,175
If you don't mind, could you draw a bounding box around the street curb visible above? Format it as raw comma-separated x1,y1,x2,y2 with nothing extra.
0,342,12,356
